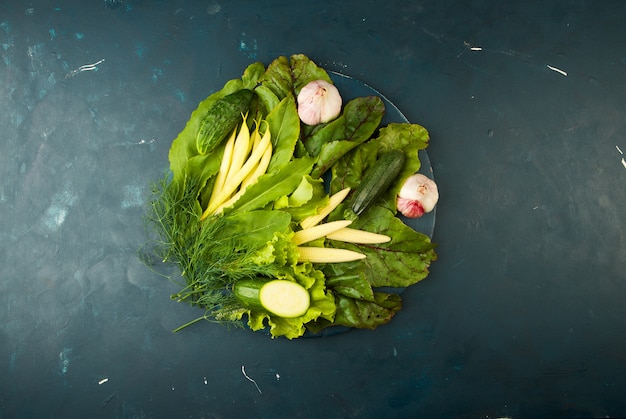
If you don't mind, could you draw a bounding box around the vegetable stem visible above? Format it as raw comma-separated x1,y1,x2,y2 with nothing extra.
172,315,208,333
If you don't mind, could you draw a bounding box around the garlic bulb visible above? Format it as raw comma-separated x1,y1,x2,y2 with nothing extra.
297,80,342,125
396,174,439,218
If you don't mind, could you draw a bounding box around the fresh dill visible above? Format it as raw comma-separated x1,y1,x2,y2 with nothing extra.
143,172,277,330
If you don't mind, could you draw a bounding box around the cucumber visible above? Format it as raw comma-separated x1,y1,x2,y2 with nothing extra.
196,89,254,155
351,149,406,216
233,279,310,318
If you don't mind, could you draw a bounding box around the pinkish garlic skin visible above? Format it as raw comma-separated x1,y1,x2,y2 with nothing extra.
397,197,426,218
397,174,439,218
297,80,342,125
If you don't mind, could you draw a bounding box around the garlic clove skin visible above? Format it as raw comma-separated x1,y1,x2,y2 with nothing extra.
297,80,342,125
397,197,426,218
396,174,439,218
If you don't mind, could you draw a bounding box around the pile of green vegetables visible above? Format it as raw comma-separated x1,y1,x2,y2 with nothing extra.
145,54,437,339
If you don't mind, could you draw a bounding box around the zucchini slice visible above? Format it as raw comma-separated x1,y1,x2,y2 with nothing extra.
234,279,310,318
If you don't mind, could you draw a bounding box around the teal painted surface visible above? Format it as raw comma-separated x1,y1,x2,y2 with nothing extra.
0,1,625,418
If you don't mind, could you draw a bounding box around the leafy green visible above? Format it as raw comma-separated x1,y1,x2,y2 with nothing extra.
275,175,329,221
231,231,336,339
330,122,429,215
145,54,439,338
299,121,437,334
265,95,301,172
304,96,385,177
224,157,315,215
241,61,265,89
332,292,402,329
326,271,375,301
263,54,332,100
289,54,333,94
168,79,243,188
254,85,280,115
327,206,437,287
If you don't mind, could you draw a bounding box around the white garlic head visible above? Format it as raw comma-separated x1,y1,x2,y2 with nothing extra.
396,174,439,218
297,80,342,125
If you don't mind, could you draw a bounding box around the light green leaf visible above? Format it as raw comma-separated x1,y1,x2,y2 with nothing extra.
226,157,315,215
266,95,301,172
241,62,265,89
254,84,280,113
168,79,243,186
223,210,291,249
288,176,314,207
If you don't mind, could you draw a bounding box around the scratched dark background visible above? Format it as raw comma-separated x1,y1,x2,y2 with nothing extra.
1,1,625,418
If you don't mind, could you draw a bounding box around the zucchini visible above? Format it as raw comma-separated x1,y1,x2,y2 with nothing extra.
196,89,254,155
351,149,406,215
233,279,310,318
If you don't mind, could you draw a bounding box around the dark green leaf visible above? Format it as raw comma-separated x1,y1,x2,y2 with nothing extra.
262,56,293,100
330,206,437,287
333,292,402,329
325,272,375,301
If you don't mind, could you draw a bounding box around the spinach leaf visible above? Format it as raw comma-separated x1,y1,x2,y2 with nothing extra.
325,271,375,301
265,95,300,172
332,292,402,330
262,56,293,100
304,96,384,156
328,206,437,287
254,85,280,114
262,54,332,100
289,54,333,94
299,96,384,178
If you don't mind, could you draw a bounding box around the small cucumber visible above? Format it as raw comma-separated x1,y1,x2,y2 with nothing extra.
351,149,406,216
196,89,254,155
233,279,310,318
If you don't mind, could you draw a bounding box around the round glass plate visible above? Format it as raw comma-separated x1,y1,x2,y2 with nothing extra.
301,72,437,338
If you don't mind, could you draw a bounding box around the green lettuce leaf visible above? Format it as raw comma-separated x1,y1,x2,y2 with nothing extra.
246,232,336,339
272,175,328,222
262,56,292,100
289,53,333,94
254,85,280,115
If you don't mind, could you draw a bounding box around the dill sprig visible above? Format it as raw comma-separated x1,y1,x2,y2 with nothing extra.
143,172,276,329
